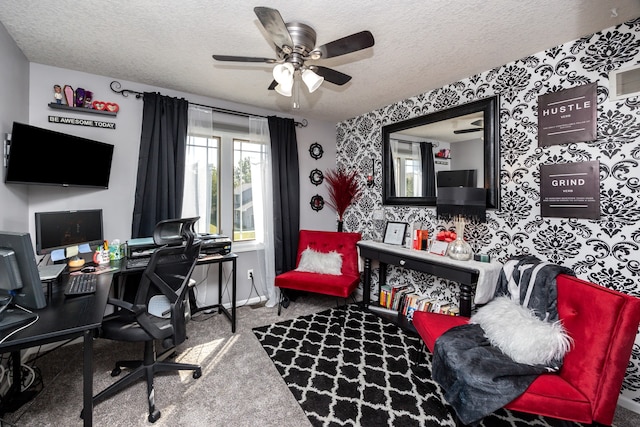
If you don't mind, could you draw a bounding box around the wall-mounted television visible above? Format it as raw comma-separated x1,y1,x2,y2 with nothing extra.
4,122,114,188
35,209,104,255
437,169,477,188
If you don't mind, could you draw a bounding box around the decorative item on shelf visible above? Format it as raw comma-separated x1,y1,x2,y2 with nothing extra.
75,88,86,107
53,84,63,104
310,194,324,211
309,168,324,186
309,142,323,159
63,85,74,106
435,148,451,159
324,168,363,232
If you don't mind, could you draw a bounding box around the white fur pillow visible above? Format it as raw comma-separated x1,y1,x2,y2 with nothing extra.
470,296,573,366
295,247,343,275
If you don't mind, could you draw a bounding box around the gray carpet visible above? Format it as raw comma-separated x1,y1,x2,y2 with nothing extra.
3,294,640,426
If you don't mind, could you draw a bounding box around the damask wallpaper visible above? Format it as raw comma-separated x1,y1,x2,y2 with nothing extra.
337,19,640,405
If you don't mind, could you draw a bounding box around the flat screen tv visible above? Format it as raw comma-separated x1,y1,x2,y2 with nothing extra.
35,209,104,255
4,122,114,188
437,169,477,188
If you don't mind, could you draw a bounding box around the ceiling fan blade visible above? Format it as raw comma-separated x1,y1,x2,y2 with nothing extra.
453,128,483,134
268,80,278,90
312,66,352,86
212,55,276,63
313,31,374,59
254,7,294,53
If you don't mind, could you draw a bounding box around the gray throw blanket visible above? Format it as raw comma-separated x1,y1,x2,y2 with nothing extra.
431,256,574,425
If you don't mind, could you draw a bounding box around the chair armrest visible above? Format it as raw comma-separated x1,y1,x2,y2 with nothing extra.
107,297,135,313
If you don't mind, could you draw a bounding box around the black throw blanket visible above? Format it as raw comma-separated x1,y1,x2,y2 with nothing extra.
432,256,574,425
432,324,550,425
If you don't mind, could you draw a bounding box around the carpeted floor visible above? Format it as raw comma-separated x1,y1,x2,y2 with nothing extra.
2,295,640,426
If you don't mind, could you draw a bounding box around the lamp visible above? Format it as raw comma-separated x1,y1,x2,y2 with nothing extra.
273,63,295,97
301,69,324,93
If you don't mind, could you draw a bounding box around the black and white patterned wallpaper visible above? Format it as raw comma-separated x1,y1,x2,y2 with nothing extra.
337,19,640,404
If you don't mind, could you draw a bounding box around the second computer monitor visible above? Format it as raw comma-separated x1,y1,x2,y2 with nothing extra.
0,231,47,309
35,209,104,255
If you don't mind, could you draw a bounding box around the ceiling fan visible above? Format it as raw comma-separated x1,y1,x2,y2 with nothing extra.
212,7,374,101
453,119,484,134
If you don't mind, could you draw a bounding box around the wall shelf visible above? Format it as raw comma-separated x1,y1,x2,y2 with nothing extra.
48,103,117,117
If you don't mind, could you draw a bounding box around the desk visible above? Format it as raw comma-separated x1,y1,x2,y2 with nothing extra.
190,253,238,333
0,272,113,427
117,253,238,333
358,241,502,318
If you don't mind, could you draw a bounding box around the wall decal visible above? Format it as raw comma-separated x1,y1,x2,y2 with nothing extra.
310,195,324,211
538,82,597,147
309,142,323,159
540,161,600,219
309,168,324,186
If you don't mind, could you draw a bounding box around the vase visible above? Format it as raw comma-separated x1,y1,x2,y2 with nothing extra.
447,219,473,261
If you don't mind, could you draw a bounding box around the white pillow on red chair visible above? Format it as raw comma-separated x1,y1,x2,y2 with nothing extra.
295,247,343,275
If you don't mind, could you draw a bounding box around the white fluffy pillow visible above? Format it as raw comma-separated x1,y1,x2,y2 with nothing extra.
295,247,343,275
470,296,573,366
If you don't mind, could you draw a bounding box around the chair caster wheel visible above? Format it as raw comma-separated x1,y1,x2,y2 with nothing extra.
148,410,161,423
111,367,121,377
193,368,202,379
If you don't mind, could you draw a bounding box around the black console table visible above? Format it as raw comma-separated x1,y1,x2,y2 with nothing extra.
357,241,502,318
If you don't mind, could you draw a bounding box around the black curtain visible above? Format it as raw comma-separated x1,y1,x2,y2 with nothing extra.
268,116,300,275
421,142,436,197
131,92,188,238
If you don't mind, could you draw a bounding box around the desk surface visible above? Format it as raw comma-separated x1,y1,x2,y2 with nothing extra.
0,272,112,352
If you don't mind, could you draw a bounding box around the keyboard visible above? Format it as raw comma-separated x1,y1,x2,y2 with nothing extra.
126,257,150,269
65,274,97,296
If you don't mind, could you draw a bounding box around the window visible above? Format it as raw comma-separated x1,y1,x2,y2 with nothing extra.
182,108,269,245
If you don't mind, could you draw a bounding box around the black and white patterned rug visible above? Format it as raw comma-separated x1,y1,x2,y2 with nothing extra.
253,305,575,427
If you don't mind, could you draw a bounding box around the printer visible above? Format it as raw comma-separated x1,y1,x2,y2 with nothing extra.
198,233,232,256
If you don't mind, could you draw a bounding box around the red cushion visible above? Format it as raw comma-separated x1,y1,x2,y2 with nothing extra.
275,270,360,298
506,374,591,423
412,311,468,351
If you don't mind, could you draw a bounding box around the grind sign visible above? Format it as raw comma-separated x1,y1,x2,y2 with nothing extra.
540,160,600,219
538,82,597,147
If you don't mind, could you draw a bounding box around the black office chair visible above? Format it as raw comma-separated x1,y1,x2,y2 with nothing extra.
91,217,202,423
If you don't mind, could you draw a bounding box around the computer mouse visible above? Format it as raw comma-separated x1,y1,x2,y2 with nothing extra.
81,266,96,273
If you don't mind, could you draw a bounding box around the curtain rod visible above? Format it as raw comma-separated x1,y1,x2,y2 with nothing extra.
110,81,308,128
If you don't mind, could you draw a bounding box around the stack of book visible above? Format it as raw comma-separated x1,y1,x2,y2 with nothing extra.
379,284,459,321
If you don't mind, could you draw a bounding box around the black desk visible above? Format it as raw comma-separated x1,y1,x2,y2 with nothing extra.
0,272,113,427
116,253,238,333
190,253,238,333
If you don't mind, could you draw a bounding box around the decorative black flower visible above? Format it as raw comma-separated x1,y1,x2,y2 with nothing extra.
310,195,324,211
309,142,323,159
532,224,581,263
493,65,531,103
309,169,323,186
582,31,640,76
501,127,530,166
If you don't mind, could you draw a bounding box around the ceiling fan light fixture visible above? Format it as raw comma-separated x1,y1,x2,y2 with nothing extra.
273,62,295,85
302,69,324,93
275,81,293,97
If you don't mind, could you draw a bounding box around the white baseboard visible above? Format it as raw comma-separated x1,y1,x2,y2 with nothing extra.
617,394,640,415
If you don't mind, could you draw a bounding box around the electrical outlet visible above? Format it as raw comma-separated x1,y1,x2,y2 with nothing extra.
247,269,254,280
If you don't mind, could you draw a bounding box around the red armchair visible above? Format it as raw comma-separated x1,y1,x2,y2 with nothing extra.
275,229,362,315
413,274,640,426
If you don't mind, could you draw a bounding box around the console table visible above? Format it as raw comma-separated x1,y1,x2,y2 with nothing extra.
357,241,502,318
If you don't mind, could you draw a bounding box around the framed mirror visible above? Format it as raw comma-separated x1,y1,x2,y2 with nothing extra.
382,96,500,209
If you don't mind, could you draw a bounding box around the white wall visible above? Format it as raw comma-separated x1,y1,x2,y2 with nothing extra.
0,9,339,303
0,21,29,231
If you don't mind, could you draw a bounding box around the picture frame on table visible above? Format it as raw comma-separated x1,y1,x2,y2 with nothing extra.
383,221,408,246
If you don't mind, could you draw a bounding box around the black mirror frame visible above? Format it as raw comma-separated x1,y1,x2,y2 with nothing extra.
382,96,500,209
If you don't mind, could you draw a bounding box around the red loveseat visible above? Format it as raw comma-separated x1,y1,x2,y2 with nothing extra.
413,274,640,425
275,229,361,315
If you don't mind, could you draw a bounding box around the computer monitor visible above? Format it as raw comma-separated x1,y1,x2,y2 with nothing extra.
0,231,47,309
35,209,104,255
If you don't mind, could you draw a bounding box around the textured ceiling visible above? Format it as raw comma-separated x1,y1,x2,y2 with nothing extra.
1,1,639,123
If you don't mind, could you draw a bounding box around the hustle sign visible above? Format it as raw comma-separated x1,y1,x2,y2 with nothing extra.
540,160,600,219
538,82,596,147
